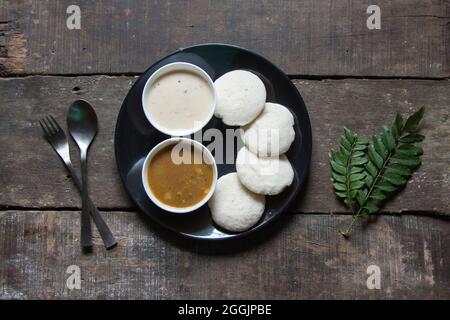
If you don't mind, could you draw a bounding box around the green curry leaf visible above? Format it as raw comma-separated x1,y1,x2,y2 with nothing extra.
330,107,426,238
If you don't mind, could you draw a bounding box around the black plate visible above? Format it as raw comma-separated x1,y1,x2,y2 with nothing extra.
114,44,312,240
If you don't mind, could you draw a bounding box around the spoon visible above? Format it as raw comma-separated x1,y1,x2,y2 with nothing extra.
67,100,98,248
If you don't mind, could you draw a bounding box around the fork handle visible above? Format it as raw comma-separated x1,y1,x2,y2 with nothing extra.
65,161,117,249
79,151,93,249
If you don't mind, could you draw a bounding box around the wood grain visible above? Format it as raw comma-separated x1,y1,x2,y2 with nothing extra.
0,0,448,77
0,211,448,299
1,0,448,302
0,76,449,214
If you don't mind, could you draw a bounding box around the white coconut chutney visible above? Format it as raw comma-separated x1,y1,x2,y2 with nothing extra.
146,70,214,134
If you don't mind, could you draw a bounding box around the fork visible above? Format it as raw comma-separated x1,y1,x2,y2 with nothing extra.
39,115,117,249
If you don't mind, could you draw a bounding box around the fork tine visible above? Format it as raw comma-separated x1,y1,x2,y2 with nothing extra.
39,119,50,137
39,119,47,135
45,115,58,134
48,115,63,133
44,117,57,135
41,117,53,135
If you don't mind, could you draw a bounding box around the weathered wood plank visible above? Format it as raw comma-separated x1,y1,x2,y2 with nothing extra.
1,0,449,77
0,211,448,299
0,76,134,209
297,78,450,214
1,76,449,214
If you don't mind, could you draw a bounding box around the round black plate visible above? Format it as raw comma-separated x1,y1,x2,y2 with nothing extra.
114,44,312,240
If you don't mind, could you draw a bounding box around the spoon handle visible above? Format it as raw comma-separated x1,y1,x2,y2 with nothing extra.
88,202,117,249
64,162,117,249
80,149,93,248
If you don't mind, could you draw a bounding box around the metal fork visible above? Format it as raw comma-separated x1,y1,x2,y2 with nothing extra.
39,115,117,249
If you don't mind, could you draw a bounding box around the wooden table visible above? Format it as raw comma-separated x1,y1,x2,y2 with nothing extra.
0,0,449,299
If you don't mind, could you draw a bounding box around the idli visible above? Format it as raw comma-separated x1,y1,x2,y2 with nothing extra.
208,173,265,232
214,70,266,126
236,147,294,195
241,102,295,157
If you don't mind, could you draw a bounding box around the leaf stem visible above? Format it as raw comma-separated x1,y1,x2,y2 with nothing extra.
342,152,393,237
341,213,360,237
345,138,358,211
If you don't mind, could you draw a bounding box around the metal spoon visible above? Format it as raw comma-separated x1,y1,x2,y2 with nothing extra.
67,100,98,248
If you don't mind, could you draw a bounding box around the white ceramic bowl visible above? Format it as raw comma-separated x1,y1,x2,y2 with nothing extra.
141,62,216,136
141,137,218,213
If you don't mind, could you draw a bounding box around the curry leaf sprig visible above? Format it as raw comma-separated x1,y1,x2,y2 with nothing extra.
330,128,368,209
330,107,426,237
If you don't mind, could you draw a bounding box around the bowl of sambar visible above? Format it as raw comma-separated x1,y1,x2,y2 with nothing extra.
141,137,218,213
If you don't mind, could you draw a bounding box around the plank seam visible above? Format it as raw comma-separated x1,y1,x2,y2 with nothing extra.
0,73,448,81
0,206,448,218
